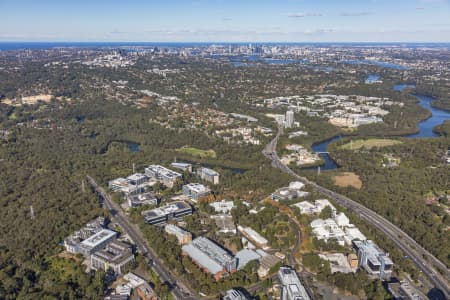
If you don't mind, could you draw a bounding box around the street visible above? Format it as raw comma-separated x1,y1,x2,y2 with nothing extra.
86,176,198,300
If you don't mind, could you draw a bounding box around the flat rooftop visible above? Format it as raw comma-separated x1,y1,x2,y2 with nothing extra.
183,183,210,193
143,201,191,218
182,237,234,275
200,167,219,176
81,229,116,248
145,165,181,178
354,240,393,266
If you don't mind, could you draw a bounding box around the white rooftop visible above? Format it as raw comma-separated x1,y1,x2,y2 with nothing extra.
80,229,116,248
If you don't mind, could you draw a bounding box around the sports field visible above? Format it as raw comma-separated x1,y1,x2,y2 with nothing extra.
339,138,402,150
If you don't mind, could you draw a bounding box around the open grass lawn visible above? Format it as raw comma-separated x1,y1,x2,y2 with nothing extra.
339,138,402,150
176,146,217,158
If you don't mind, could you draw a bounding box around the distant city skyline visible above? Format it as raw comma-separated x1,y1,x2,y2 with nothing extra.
2,0,450,42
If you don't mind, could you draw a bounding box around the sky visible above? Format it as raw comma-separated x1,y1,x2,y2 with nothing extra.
1,0,450,42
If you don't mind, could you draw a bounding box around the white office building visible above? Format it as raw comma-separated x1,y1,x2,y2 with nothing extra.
210,200,235,214
198,167,220,184
353,240,393,280
278,266,310,300
78,229,117,256
182,183,211,202
285,110,295,128
144,165,182,188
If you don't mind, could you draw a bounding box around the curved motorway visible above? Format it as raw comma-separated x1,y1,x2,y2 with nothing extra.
262,127,450,298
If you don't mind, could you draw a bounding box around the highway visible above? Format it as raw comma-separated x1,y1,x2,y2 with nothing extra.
262,127,450,298
86,176,199,300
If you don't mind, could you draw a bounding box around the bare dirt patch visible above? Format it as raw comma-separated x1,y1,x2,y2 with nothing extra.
333,172,362,189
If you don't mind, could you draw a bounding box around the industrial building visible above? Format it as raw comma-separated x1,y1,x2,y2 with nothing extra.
170,162,193,173
78,229,117,256
143,201,192,225
182,237,238,280
127,193,158,208
182,183,211,202
278,266,311,300
272,181,309,201
144,164,182,188
90,240,135,275
222,288,251,300
353,240,393,280
164,224,192,245
198,167,220,184
238,226,269,250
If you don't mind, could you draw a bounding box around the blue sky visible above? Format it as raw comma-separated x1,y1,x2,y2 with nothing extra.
1,0,450,42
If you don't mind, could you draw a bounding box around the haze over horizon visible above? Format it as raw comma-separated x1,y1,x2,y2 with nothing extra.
2,0,450,43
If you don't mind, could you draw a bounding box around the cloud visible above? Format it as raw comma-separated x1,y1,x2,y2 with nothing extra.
340,11,374,17
288,12,322,18
221,17,233,22
416,7,425,9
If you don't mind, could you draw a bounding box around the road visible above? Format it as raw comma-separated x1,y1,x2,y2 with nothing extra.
262,127,450,298
86,176,199,300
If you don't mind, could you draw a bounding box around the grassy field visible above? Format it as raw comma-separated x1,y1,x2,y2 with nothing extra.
176,146,217,158
339,138,402,150
333,172,362,189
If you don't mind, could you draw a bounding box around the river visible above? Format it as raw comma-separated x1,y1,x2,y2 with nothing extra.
307,84,450,170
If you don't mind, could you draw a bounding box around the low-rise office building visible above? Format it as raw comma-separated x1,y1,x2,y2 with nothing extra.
210,200,234,214
272,181,309,201
182,237,238,281
171,162,193,173
108,177,146,196
143,201,192,225
211,215,237,234
127,193,158,208
144,164,182,188
90,240,134,275
353,239,393,280
223,288,251,300
238,226,269,250
292,199,336,215
78,229,117,256
198,167,220,184
182,183,211,202
123,272,145,288
164,224,192,245
310,218,346,246
278,266,311,300
64,217,106,253
137,282,158,300
126,173,148,186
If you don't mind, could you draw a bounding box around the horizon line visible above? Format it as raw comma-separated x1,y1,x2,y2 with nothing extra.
1,40,450,44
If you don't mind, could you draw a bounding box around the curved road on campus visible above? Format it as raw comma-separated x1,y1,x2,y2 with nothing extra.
86,176,199,300
262,127,450,298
